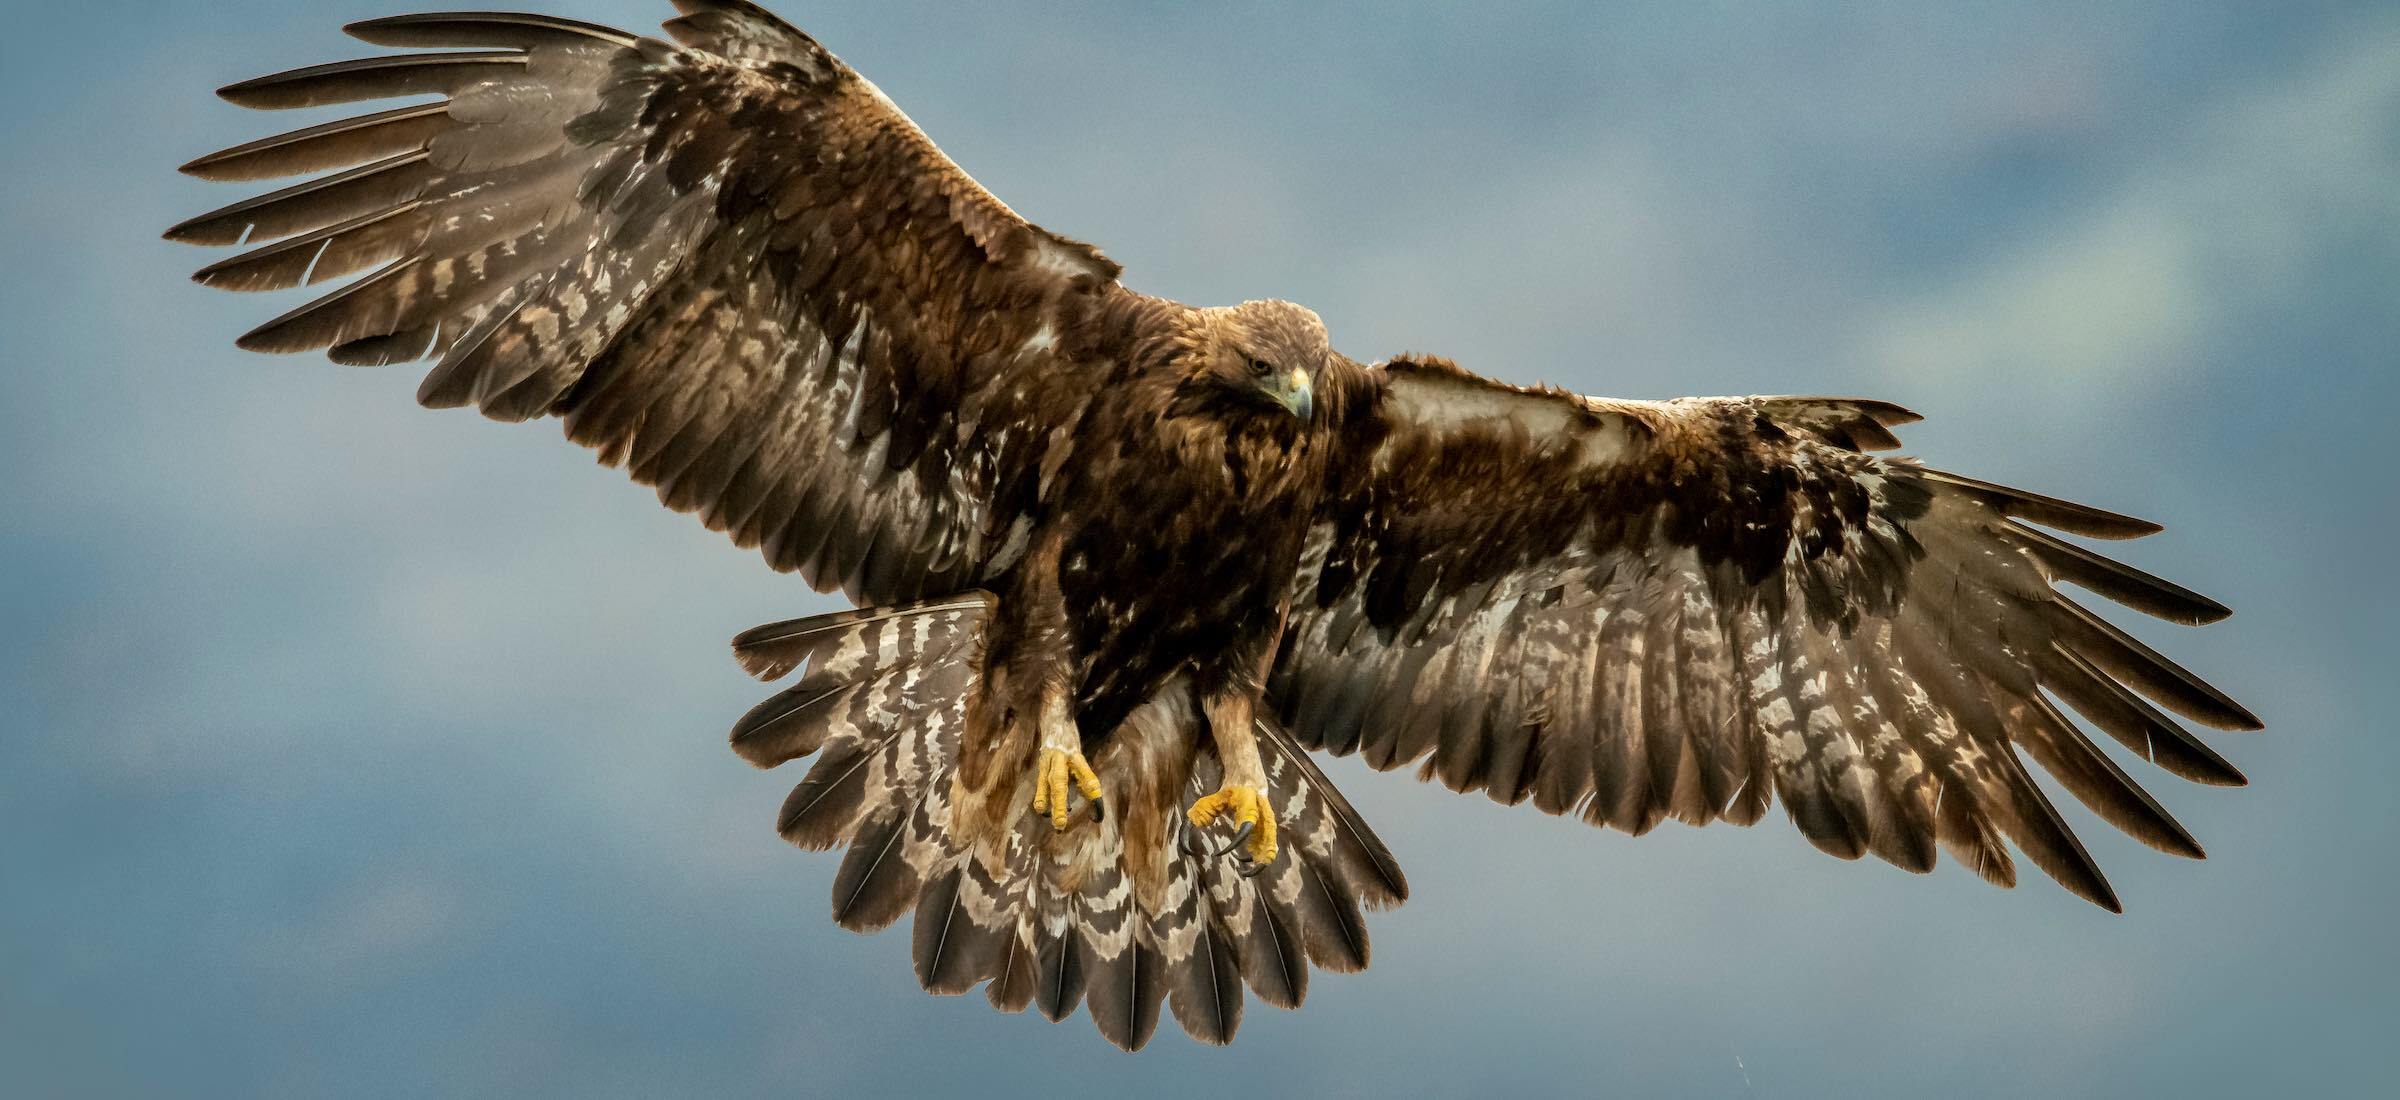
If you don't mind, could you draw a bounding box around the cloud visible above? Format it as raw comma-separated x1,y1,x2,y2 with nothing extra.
7,3,2395,1095
1867,22,2400,390
256,874,471,981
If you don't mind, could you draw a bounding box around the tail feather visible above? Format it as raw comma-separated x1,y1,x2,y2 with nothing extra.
1261,714,1409,909
1076,851,1166,1050
1291,850,1372,973
977,830,1046,1015
1031,893,1086,1023
732,597,992,682
730,674,871,770
985,916,1039,1014
1237,882,1308,1010
829,806,915,932
774,727,897,849
730,594,1408,1050
911,864,1012,996
1158,851,1246,1043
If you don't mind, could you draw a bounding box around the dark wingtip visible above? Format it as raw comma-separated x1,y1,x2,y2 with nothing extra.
191,252,253,290
2188,687,2266,734
337,14,442,41
2051,506,2165,540
2197,761,2250,788
215,74,285,109
2185,598,2235,627
1929,469,2167,539
1840,396,1925,427
2060,849,2125,914
162,206,252,245
176,150,229,178
2070,863,2126,913
231,318,317,354
343,12,641,49
2154,823,2208,861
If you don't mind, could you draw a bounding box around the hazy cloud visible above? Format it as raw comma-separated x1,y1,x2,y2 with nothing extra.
1871,22,2400,391
5,2,2392,1097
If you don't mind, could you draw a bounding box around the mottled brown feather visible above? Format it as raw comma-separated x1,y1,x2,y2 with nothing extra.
1272,357,2253,910
174,0,2258,1052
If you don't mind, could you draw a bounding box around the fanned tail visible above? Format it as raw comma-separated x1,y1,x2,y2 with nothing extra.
730,596,1408,1050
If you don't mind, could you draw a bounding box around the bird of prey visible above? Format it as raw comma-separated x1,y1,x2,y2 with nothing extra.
172,1,2260,1050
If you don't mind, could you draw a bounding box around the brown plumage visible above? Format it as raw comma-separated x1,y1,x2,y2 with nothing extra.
173,0,2259,1050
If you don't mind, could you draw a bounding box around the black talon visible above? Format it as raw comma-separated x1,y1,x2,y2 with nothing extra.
1213,819,1256,858
1089,796,1105,824
1237,858,1266,879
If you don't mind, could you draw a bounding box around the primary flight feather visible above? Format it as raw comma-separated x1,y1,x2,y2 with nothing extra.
172,0,2260,1050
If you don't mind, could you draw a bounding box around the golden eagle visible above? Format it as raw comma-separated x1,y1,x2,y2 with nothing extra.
172,1,2259,1050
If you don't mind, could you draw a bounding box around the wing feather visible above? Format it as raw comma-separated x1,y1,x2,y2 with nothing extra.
175,3,1131,605
217,52,529,110
1275,356,2256,908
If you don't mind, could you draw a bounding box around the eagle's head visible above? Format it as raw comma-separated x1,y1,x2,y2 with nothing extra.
1195,299,1328,424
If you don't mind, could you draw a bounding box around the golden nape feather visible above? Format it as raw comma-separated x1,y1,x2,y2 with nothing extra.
172,0,2255,1050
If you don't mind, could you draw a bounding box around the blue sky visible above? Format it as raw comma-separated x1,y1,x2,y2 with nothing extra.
4,1,2395,1095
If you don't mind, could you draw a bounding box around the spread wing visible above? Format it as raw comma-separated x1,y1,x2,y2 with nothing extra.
170,2,1122,603
1276,356,2260,910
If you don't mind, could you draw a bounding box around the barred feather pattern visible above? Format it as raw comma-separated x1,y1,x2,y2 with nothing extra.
732,599,1407,1051
1273,357,2259,912
173,0,2260,1047
172,1,1132,605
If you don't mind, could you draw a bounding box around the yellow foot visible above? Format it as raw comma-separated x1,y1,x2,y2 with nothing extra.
1188,786,1278,868
1032,748,1104,831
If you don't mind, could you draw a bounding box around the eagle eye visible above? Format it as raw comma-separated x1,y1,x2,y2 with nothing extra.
1247,357,1275,378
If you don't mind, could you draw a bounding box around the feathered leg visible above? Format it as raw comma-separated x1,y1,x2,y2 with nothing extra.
1189,691,1279,872
1033,681,1105,828
992,528,1104,830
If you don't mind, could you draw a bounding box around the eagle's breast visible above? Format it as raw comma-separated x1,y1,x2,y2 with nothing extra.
1052,408,1331,742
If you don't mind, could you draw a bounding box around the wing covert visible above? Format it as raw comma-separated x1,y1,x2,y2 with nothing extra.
171,3,1124,603
1276,355,2259,910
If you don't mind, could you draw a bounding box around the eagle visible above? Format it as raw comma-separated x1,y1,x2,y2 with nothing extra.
172,1,2259,1050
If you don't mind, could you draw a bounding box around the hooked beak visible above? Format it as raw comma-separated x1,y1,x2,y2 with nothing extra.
1272,367,1315,422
